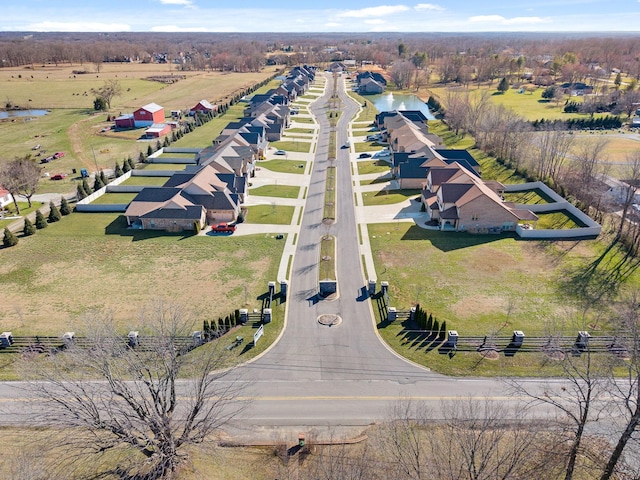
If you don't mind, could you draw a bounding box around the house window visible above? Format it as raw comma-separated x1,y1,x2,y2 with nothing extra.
471,214,479,221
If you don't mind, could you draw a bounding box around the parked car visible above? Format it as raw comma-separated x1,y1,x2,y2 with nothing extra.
53,152,65,159
342,140,351,149
358,153,372,158
275,149,286,155
211,222,236,233
31,144,41,150
41,155,55,163
50,174,66,180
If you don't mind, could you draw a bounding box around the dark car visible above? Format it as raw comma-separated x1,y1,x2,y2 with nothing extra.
358,153,372,158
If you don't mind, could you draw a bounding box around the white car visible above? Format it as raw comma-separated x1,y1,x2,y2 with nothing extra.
275,150,286,155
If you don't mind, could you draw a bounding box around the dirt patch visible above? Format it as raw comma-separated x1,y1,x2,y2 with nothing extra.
450,295,506,319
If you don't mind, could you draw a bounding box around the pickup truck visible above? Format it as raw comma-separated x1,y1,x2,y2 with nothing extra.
211,223,236,233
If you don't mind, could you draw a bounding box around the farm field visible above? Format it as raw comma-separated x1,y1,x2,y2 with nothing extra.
0,63,278,193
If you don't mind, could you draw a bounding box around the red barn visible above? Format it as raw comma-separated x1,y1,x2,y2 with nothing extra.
134,103,165,127
114,113,135,129
145,123,171,138
190,99,217,115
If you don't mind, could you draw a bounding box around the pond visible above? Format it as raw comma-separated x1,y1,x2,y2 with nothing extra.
366,93,434,119
0,109,49,119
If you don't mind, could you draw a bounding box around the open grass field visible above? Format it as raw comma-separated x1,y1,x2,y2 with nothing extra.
245,205,294,225
362,189,421,206
369,222,640,375
535,210,585,229
249,185,300,199
0,63,278,193
0,212,284,337
258,159,307,174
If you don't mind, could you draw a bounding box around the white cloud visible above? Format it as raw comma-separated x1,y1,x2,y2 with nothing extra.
151,25,208,32
364,19,386,24
337,5,410,18
468,15,550,25
414,4,444,12
26,21,130,32
325,22,342,27
158,0,193,5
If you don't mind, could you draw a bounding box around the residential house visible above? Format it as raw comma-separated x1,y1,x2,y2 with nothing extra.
421,162,537,233
0,186,12,209
124,164,242,231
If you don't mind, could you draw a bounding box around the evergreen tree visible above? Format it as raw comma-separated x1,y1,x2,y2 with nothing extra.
77,183,87,201
2,227,18,247
155,140,162,151
139,151,146,163
114,161,123,178
35,210,47,229
59,197,71,216
147,144,153,157
99,170,107,185
82,178,92,195
23,218,36,236
497,77,509,93
48,200,61,223
439,320,447,341
127,157,135,170
122,160,131,173
163,136,170,147
93,175,105,191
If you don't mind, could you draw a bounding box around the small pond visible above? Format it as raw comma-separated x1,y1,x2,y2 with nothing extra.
366,93,434,119
0,109,49,119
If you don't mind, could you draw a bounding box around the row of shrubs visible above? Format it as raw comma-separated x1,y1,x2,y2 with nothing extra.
202,309,243,340
413,304,448,341
2,198,72,248
531,115,622,130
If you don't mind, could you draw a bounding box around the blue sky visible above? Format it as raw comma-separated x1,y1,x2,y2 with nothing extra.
2,0,640,32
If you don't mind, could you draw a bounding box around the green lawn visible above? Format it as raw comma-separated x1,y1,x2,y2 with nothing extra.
354,141,384,153
270,140,312,153
259,159,307,174
119,176,170,186
249,185,300,198
362,189,421,206
347,91,379,123
535,210,585,229
502,189,553,205
360,175,392,186
90,193,137,205
285,128,315,134
357,160,392,175
139,163,187,171
245,205,294,225
0,201,47,229
368,222,630,376
291,116,315,124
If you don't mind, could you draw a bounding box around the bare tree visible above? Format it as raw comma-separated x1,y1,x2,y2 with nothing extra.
22,302,247,480
528,127,575,183
390,60,414,90
90,79,122,110
510,348,608,480
302,439,379,480
566,137,609,206
616,149,640,242
427,398,541,480
600,291,640,480
0,156,41,214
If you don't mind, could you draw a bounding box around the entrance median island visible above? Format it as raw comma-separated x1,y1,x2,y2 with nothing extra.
318,234,337,298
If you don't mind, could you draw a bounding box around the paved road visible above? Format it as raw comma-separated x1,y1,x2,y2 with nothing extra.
223,73,512,441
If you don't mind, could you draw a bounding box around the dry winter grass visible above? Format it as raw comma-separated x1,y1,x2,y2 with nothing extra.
0,212,283,336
